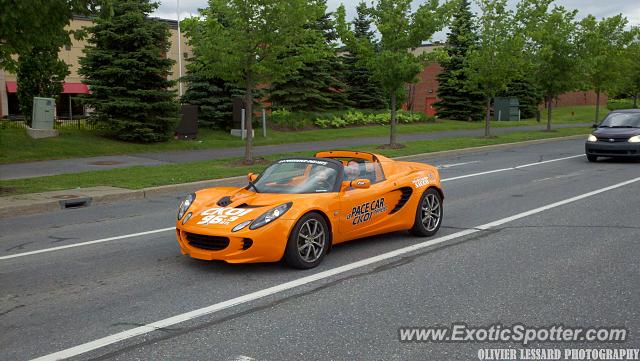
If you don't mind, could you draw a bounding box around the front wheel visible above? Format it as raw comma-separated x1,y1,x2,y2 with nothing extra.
284,213,329,269
410,188,443,237
586,154,598,162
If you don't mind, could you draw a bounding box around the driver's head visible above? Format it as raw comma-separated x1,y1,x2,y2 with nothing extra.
314,167,331,181
345,160,362,179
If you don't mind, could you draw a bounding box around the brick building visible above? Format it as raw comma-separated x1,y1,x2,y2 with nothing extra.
0,15,191,119
405,44,607,118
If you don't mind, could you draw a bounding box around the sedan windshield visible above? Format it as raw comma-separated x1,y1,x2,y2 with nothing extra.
252,159,339,194
599,113,640,128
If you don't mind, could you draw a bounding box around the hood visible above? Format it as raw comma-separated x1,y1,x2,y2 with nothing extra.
183,187,301,230
593,128,640,138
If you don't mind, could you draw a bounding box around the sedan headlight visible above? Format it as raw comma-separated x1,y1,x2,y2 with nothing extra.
177,193,196,220
628,135,640,143
249,202,292,230
587,134,597,142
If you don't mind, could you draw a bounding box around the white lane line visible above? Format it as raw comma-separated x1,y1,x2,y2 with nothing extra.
441,154,583,182
2,154,583,261
0,228,175,261
436,161,480,169
31,176,640,361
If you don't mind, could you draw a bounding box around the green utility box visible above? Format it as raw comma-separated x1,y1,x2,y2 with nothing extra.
32,97,55,129
494,97,520,121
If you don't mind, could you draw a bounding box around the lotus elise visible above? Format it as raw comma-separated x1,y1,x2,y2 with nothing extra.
175,150,444,269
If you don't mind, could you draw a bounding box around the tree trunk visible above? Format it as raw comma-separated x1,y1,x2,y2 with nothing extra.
546,96,552,131
244,77,253,164
634,93,638,109
594,89,600,125
390,93,397,146
485,96,491,137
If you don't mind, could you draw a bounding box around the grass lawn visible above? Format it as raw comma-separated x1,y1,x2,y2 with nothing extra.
0,105,595,164
0,126,590,196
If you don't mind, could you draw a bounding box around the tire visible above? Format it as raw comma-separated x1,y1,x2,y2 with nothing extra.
586,154,598,162
410,188,443,237
284,213,330,269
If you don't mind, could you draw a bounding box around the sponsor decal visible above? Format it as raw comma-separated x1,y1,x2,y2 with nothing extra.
197,207,253,225
346,197,387,225
278,159,328,165
412,173,436,189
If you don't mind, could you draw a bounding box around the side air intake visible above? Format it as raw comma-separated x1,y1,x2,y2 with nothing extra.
389,187,413,214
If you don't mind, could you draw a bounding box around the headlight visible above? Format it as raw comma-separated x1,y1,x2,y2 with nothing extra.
232,220,253,232
628,135,640,143
587,134,597,142
249,202,292,230
177,193,196,220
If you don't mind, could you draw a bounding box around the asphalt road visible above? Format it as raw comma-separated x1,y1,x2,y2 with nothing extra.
1,138,638,361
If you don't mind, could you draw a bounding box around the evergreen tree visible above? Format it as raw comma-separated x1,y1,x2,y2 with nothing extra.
180,64,242,130
343,1,386,109
79,0,178,142
269,3,350,111
433,0,484,121
16,43,69,124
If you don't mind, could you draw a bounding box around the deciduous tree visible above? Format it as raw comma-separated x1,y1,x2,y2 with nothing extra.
183,0,323,163
465,0,524,137
517,0,581,131
16,44,69,124
579,15,633,123
337,0,451,147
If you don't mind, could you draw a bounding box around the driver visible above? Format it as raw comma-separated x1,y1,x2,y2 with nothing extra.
311,167,334,191
344,159,363,181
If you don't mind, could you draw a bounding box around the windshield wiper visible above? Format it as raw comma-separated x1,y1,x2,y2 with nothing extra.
247,181,259,193
611,126,634,128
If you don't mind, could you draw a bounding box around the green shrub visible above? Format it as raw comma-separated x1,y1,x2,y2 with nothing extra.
607,98,635,111
314,110,433,128
270,108,434,130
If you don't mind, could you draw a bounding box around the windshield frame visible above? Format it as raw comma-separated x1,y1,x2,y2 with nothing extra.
250,157,344,194
598,112,640,128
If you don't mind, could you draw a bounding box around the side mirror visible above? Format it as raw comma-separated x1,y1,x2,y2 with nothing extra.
592,124,598,129
247,172,258,182
350,178,371,189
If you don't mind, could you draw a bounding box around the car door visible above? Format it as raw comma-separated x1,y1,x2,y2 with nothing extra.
336,158,407,242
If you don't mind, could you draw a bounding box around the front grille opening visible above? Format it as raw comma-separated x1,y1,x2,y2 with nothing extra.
242,238,253,250
185,233,230,251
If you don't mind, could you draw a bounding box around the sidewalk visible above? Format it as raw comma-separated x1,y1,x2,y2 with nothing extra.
0,123,589,180
0,134,589,218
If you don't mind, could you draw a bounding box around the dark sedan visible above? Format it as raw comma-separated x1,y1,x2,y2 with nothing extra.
585,109,640,162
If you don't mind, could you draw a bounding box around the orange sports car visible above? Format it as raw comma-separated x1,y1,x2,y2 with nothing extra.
175,150,444,269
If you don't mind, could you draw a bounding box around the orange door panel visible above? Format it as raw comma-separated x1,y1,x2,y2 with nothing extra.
337,183,402,243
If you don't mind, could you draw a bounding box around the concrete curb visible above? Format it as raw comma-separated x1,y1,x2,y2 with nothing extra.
0,133,587,218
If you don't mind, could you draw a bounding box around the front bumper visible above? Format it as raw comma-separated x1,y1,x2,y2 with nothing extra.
175,219,295,263
585,142,640,158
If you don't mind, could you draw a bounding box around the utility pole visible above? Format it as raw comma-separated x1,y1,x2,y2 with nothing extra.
177,0,183,97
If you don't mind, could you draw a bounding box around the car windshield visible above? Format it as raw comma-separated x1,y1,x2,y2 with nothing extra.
252,159,339,194
599,113,640,128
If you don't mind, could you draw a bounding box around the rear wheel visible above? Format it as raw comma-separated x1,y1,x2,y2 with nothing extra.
410,188,443,237
587,155,598,162
284,213,329,269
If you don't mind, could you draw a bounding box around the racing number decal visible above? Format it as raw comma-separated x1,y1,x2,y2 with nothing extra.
197,207,253,225
346,198,387,225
